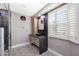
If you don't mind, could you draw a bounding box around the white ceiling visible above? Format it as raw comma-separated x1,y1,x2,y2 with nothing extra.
9,3,47,16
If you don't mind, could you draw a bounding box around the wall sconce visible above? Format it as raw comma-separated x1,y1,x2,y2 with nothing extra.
20,16,26,21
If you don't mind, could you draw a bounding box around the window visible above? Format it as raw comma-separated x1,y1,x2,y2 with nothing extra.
68,4,78,43
48,13,56,37
56,8,68,39
48,5,68,39
48,4,79,44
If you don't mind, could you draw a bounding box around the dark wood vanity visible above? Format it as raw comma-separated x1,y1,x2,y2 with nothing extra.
30,13,48,54
29,34,47,54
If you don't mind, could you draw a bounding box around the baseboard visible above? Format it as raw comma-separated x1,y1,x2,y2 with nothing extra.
11,42,30,49
48,48,63,56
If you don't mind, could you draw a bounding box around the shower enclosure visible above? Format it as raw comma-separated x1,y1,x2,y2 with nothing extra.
0,4,11,56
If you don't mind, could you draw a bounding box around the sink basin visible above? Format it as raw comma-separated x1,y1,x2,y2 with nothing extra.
36,33,41,36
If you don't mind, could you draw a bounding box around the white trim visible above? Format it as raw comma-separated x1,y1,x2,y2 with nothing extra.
48,48,63,56
11,42,30,49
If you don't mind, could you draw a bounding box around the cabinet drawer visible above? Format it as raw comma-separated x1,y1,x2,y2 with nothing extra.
29,36,34,43
34,38,39,47
29,36,39,47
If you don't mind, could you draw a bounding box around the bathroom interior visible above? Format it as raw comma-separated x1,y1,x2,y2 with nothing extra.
0,3,79,56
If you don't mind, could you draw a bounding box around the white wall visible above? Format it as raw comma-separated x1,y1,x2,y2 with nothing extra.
0,3,6,9
11,12,31,46
0,3,31,46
